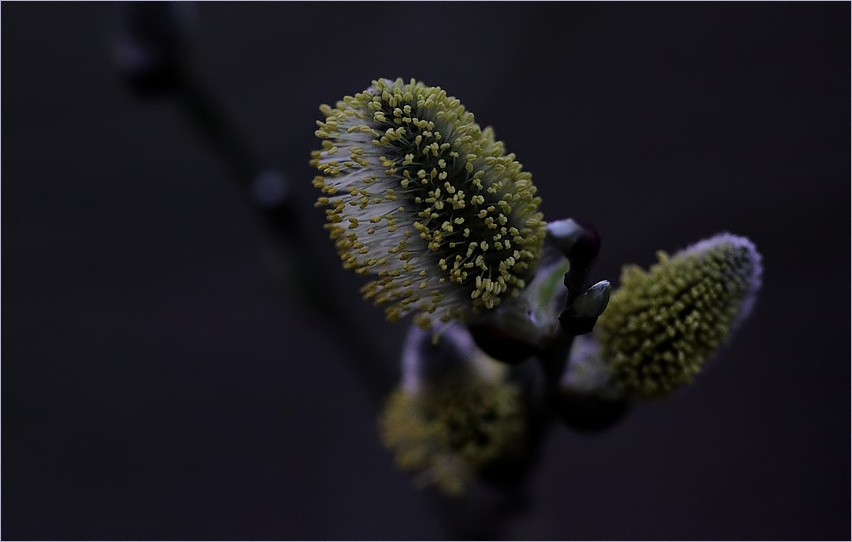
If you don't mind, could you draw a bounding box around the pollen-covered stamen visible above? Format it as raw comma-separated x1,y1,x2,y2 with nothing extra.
311,78,546,325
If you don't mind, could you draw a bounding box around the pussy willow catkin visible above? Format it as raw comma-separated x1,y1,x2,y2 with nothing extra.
311,78,546,327
596,233,763,397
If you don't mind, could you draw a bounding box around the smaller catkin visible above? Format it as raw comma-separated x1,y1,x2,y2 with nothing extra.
380,377,526,495
596,233,762,398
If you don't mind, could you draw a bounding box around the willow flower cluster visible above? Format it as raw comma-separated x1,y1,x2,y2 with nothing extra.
595,233,763,397
379,325,526,494
309,78,765,496
311,78,546,327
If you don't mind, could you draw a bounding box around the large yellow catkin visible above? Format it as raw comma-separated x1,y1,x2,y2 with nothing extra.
311,78,546,327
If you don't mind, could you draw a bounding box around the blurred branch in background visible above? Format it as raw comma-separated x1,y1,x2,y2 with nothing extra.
109,1,397,401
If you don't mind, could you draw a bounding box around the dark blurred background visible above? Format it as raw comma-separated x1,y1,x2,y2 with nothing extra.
3,2,849,540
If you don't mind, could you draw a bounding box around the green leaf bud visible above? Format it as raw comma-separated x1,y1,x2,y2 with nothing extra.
569,280,611,319
559,279,612,335
466,248,571,361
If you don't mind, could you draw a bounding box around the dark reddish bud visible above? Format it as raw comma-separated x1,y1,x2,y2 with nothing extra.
467,323,539,365
567,218,600,264
546,218,601,266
